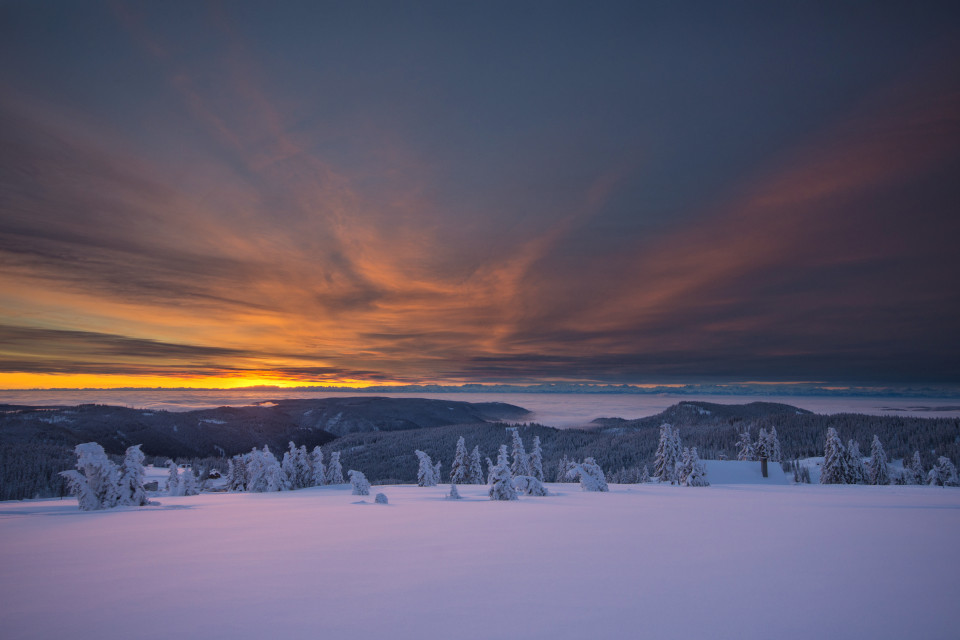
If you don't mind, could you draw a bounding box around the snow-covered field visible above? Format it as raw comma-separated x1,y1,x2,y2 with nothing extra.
2,483,958,640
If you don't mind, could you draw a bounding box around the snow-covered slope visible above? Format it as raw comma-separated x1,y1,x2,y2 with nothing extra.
1,483,958,640
702,459,790,484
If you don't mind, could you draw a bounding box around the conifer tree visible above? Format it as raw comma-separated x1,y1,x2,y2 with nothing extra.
684,448,710,487
59,442,122,511
736,429,754,461
654,424,676,482
928,456,959,486
245,448,264,491
348,470,371,495
768,427,783,462
181,467,200,496
909,451,925,485
261,446,283,492
415,450,438,487
295,445,312,489
450,436,470,485
529,435,544,482
510,429,530,477
755,428,769,462
640,465,650,483
326,451,344,485
117,444,149,506
572,457,608,492
166,459,182,496
311,447,326,486
556,455,572,482
820,427,848,484
281,442,298,490
468,446,484,484
448,483,462,500
869,435,890,485
489,445,518,500
846,440,866,484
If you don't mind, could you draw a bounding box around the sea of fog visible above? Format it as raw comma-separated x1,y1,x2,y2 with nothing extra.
2,389,960,425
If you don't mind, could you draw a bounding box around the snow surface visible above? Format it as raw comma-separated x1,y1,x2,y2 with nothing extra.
1,484,958,640
702,459,790,484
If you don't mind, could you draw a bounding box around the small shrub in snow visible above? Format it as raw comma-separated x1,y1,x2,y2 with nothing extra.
513,475,549,496
348,470,370,496
489,445,518,501
374,493,389,504
448,483,462,500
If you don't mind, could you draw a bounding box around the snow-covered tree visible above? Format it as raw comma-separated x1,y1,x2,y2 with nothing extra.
416,450,438,487
326,451,344,485
529,435,544,482
928,456,959,487
767,427,783,462
248,446,282,492
311,446,326,486
908,451,925,485
736,429,755,461
295,445,312,489
181,467,200,496
513,475,549,496
640,465,650,483
433,460,442,486
510,429,530,477
59,442,121,511
468,446,484,484
555,455,575,482
227,455,247,491
450,436,470,485
348,470,370,496
755,428,769,461
569,457,608,492
166,459,182,496
676,448,693,485
281,442,298,490
820,427,849,484
846,440,866,484
654,424,681,483
682,447,709,487
489,445,518,501
447,483,462,500
868,435,890,486
117,444,149,506
485,456,495,484
375,493,389,505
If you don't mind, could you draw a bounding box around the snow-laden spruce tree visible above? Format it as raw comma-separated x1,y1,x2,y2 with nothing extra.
676,448,693,485
327,451,344,485
227,455,247,491
654,424,681,483
489,445,518,500
468,446,484,484
868,435,890,485
683,448,709,487
415,450,438,487
510,429,531,477
59,442,121,511
348,470,370,496
245,448,263,490
117,444,149,506
166,459,182,496
927,456,959,487
570,457,609,492
767,427,783,462
281,442,299,490
529,435,544,482
555,455,573,482
513,475,549,496
311,446,326,486
820,427,849,484
295,445,312,489
755,428,769,461
447,483,462,500
485,456,495,484
450,436,470,485
736,429,754,461
433,460,442,486
181,467,200,496
640,465,650,483
846,440,866,484
908,451,925,485
261,446,284,492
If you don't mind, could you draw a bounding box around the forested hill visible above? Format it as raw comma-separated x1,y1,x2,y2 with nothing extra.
0,397,529,460
587,401,813,432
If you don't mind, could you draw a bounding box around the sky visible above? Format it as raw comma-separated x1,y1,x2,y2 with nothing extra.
0,1,959,389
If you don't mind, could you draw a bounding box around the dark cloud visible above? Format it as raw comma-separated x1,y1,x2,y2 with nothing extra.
0,3,958,386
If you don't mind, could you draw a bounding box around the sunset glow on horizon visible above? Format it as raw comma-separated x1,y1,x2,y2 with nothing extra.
1,2,958,389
